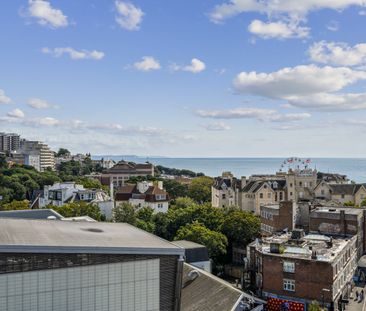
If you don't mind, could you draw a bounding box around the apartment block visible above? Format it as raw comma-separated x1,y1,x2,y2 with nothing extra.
247,231,358,311
0,132,20,152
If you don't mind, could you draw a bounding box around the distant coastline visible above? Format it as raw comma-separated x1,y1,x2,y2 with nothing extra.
92,156,366,182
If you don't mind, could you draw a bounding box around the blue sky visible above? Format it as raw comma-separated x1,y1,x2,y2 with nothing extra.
1,0,366,157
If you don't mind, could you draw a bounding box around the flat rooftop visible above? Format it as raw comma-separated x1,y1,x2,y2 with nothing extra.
0,219,184,256
253,233,356,262
311,206,364,216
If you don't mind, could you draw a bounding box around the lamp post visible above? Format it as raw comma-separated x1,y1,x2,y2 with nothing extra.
321,288,331,310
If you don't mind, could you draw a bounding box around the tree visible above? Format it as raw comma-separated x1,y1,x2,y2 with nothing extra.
174,222,228,260
0,200,29,211
76,177,103,189
220,210,261,247
113,202,137,225
361,198,366,207
308,301,324,311
187,176,213,203
56,148,71,157
344,201,355,207
0,154,7,169
171,197,197,209
163,179,188,199
51,201,102,221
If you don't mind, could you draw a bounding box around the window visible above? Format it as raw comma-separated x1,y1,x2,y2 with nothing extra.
341,194,345,199
283,261,295,273
267,193,271,199
222,194,226,199
259,193,264,199
283,279,295,292
299,182,302,187
290,183,293,187
321,189,325,195
280,192,283,201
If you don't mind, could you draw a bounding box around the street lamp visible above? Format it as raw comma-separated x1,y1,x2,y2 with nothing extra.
321,288,331,310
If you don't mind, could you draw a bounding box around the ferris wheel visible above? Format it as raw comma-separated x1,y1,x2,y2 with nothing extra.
279,157,312,172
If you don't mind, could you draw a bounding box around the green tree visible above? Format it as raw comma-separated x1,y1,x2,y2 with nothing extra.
344,201,355,207
174,222,228,260
308,301,323,311
51,201,102,221
172,197,197,209
56,148,71,157
163,179,188,199
0,200,29,211
187,176,213,203
76,177,103,189
360,198,366,207
221,210,261,247
113,202,137,225
0,154,7,169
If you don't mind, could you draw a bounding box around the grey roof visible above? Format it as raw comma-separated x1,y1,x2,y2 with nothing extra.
0,209,63,220
242,180,286,193
328,184,366,196
173,240,210,263
0,218,184,256
181,263,243,311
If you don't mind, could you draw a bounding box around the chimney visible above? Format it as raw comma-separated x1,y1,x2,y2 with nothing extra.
340,210,346,237
157,181,163,190
241,176,247,189
311,250,317,260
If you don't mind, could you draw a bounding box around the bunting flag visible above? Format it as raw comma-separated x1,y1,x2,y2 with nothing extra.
266,297,305,311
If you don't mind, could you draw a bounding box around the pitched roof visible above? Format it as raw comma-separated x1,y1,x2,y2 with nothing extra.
328,184,366,196
104,161,154,174
181,263,243,311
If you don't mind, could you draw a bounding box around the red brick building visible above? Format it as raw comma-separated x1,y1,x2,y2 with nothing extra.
260,201,295,235
247,232,358,311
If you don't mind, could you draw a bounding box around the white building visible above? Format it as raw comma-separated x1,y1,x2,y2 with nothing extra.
32,182,114,220
17,140,55,171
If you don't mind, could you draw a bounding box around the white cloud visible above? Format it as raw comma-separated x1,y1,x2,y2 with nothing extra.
326,20,339,31
197,107,310,122
202,122,231,131
7,109,25,119
210,0,365,39
115,1,144,31
0,89,11,104
210,0,365,23
27,0,68,28
248,20,309,39
133,56,161,71
42,47,105,60
27,98,55,109
359,10,366,15
287,92,366,111
171,58,206,73
309,41,366,66
233,65,366,99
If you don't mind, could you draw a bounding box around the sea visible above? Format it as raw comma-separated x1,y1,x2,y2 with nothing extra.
92,156,366,183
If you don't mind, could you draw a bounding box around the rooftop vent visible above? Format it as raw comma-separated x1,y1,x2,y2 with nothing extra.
47,216,57,220
291,229,305,240
81,228,104,233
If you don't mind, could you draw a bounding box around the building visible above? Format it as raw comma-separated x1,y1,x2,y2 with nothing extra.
314,183,366,206
17,140,55,171
247,231,358,310
212,172,242,208
181,263,265,311
173,240,211,273
100,161,155,188
309,206,366,256
0,132,20,153
241,180,287,215
317,172,349,185
115,181,169,213
0,218,184,311
260,201,296,236
0,209,63,220
32,182,114,219
92,158,116,170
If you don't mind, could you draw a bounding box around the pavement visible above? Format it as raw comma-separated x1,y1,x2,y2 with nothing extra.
346,282,366,311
